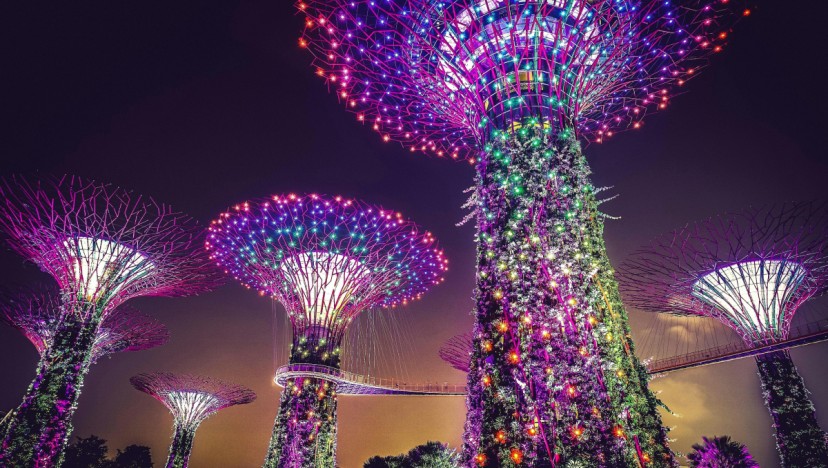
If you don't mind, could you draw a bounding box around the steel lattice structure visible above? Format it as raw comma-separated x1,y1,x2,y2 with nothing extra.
299,0,745,157
296,0,746,465
439,332,473,373
0,175,220,467
206,193,447,467
0,287,169,363
620,201,828,467
131,372,256,468
620,202,828,346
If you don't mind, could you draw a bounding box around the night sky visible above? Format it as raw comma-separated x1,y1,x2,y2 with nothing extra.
1,2,827,467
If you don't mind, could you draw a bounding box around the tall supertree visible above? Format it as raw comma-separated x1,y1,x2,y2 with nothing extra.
297,0,748,464
206,193,447,467
619,201,828,467
0,287,169,365
0,175,220,466
130,372,256,468
440,332,473,373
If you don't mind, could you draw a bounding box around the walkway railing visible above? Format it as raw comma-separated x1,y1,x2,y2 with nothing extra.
647,317,828,373
273,318,828,395
274,363,466,395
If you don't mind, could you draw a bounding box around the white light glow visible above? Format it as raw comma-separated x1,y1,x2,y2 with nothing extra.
65,237,154,302
692,260,806,339
280,252,371,326
165,391,220,428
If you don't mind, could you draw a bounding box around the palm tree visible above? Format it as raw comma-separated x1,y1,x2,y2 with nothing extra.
687,436,759,468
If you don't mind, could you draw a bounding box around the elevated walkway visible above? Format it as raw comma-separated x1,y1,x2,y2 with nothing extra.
274,318,828,395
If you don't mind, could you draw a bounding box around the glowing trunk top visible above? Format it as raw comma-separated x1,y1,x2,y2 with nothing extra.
692,259,806,344
64,236,154,306
279,251,372,330
162,391,221,430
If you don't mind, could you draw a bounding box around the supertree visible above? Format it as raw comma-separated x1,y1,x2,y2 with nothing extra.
619,201,828,467
296,0,748,464
0,175,220,466
439,332,473,373
0,286,169,365
206,193,448,467
130,372,256,468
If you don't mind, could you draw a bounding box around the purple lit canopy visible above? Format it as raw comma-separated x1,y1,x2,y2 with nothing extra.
298,0,744,158
205,193,448,340
0,287,169,363
620,202,828,345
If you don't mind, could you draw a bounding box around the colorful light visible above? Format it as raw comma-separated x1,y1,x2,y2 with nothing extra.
0,175,218,467
296,0,745,463
620,201,828,466
206,193,447,467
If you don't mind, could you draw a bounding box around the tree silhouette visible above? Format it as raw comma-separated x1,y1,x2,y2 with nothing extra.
363,441,458,468
687,435,759,468
63,435,153,468
114,444,153,468
63,435,108,468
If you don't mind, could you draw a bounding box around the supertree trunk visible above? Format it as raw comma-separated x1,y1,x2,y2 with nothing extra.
462,123,673,467
0,311,99,467
755,350,828,467
166,424,197,468
264,333,339,468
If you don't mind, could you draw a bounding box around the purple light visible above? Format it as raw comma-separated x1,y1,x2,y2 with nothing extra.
206,193,447,467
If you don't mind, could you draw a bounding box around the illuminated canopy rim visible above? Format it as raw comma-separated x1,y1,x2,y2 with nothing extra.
0,175,221,312
206,193,448,321
620,201,828,345
298,0,742,158
130,372,256,428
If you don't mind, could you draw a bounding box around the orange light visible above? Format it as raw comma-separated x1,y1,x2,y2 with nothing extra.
510,448,523,464
614,426,625,438
571,426,584,438
474,454,487,466
508,351,520,364
482,375,492,387
495,430,507,443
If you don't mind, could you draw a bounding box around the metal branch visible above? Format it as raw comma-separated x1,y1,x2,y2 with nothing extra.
619,201,828,345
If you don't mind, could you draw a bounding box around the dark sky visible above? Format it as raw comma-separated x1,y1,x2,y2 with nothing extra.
0,2,827,467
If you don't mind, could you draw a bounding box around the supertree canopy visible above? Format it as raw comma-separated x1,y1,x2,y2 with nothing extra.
298,0,746,155
439,332,473,373
130,372,256,468
0,175,219,467
620,201,828,467
0,287,169,364
206,193,447,467
297,0,745,465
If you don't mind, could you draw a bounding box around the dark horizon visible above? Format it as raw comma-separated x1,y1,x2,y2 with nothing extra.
1,2,827,467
